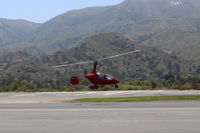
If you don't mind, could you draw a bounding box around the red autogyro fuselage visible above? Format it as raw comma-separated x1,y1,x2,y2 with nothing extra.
85,62,119,88
85,73,120,85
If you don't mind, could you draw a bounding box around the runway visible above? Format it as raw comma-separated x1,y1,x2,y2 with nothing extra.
0,101,200,133
1,90,200,103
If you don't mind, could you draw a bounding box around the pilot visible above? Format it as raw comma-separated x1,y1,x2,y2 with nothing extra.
103,75,107,80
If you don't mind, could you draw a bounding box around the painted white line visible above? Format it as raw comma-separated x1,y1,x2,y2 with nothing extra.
104,92,125,96
0,108,200,112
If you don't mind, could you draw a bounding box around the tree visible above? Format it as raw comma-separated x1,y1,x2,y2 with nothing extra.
10,79,25,90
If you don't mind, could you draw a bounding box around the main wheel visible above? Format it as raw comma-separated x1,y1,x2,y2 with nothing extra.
89,85,98,90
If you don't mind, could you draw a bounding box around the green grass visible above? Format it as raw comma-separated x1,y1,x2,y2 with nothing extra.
72,95,200,102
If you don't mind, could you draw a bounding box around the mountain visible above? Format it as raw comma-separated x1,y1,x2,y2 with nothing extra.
0,0,200,62
25,0,200,60
0,18,40,46
1,33,198,85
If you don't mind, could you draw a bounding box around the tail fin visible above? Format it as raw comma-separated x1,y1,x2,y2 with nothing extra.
70,76,80,85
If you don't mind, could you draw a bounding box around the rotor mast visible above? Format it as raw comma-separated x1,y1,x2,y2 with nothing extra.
91,61,98,73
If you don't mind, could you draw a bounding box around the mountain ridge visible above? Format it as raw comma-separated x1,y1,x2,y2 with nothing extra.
0,0,200,61
1,33,198,85
26,0,200,60
0,18,40,46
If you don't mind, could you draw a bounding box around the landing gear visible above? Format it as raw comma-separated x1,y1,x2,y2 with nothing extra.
89,84,98,90
115,84,118,88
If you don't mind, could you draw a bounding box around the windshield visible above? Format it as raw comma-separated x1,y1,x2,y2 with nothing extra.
97,74,113,80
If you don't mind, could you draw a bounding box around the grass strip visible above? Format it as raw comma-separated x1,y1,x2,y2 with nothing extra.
72,95,200,102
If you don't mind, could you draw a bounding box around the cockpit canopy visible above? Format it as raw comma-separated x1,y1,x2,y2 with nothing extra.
97,73,113,80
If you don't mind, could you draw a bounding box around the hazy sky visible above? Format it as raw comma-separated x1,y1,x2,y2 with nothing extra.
0,0,124,23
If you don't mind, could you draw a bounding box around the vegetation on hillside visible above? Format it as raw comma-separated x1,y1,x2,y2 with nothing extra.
0,32,199,92
0,33,199,89
0,75,199,92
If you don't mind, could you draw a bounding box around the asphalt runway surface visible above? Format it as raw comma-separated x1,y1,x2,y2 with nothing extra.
0,101,200,133
0,91,200,133
0,90,200,103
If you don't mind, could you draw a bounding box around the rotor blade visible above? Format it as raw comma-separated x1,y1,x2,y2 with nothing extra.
51,60,94,68
51,50,140,68
97,50,140,61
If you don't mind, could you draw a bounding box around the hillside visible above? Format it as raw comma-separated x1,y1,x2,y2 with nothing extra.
1,33,198,86
25,0,200,60
0,18,40,46
0,0,200,62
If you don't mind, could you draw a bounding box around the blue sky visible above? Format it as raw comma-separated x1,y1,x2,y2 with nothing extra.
0,0,124,23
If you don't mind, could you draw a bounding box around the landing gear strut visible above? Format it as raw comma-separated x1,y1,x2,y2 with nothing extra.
115,84,118,88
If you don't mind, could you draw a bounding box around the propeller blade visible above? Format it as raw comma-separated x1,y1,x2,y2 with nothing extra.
51,50,140,68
